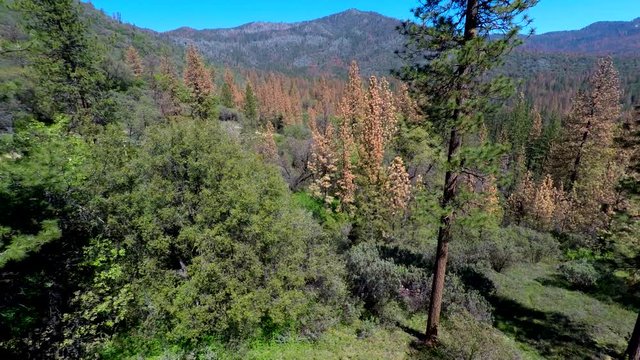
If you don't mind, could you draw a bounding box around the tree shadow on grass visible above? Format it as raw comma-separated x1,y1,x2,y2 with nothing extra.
536,272,640,313
489,294,619,359
463,269,621,359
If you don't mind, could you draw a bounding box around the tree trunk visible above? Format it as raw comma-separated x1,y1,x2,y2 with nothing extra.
425,130,460,345
627,313,640,360
424,0,478,346
568,120,591,188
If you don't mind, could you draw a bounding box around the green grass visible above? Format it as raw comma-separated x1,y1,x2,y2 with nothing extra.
104,315,535,359
488,262,636,359
242,324,413,360
102,321,416,360
103,262,636,359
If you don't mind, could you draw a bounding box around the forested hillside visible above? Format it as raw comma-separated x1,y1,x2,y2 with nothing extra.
521,18,640,56
162,9,640,115
166,9,403,76
1,0,639,359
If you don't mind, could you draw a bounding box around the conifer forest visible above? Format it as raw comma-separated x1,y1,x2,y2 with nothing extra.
1,0,640,358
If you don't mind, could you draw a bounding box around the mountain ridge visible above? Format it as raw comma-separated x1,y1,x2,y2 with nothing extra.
522,17,640,55
162,9,640,75
164,9,403,76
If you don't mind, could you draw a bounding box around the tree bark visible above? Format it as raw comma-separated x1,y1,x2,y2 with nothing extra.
425,129,460,345
424,0,478,346
627,312,640,360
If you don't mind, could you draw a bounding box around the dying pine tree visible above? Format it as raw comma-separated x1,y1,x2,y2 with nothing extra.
397,0,537,345
183,44,215,119
546,58,623,233
124,45,144,78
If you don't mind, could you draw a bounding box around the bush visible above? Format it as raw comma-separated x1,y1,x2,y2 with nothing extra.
217,106,244,122
412,311,523,360
67,120,346,354
450,226,560,272
558,259,600,288
346,243,406,315
399,270,493,323
346,240,494,324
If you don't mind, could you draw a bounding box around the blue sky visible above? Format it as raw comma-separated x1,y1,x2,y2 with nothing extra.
85,0,640,34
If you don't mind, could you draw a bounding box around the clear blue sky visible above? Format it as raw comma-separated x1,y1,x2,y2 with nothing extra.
85,0,640,34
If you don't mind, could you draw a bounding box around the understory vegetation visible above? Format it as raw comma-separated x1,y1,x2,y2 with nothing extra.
1,0,639,359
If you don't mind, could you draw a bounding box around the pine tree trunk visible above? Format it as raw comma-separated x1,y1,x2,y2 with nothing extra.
425,129,460,345
424,0,477,346
627,313,640,360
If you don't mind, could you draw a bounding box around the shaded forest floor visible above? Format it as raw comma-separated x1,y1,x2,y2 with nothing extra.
103,263,635,359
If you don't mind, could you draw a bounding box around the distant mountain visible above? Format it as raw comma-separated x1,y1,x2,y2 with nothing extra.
165,9,404,76
522,18,640,56
164,11,640,76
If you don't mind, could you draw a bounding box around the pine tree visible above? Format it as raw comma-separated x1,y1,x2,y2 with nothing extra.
482,174,503,222
361,76,386,183
308,118,338,205
257,121,278,163
16,0,101,120
337,116,356,210
548,58,622,233
124,45,144,78
530,107,543,140
396,82,421,123
183,44,214,119
398,0,538,344
386,156,411,214
243,82,259,127
153,56,182,117
532,174,556,230
220,69,240,108
551,57,622,189
338,61,367,129
507,170,536,225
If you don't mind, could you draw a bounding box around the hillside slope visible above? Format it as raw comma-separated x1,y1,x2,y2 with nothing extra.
522,18,640,56
164,11,640,76
165,9,403,76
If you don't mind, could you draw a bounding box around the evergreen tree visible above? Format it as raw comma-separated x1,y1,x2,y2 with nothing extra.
551,57,622,189
397,0,537,345
220,68,238,108
16,0,102,120
547,58,623,233
243,82,259,127
153,56,184,118
124,45,144,78
183,44,215,119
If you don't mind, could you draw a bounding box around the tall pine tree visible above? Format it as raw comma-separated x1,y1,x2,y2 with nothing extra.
397,0,537,345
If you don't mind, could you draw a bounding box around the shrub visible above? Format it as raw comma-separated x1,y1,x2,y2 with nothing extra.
67,120,345,354
399,271,493,323
450,226,559,273
217,106,244,122
525,228,560,263
413,311,523,360
558,259,600,288
346,243,406,315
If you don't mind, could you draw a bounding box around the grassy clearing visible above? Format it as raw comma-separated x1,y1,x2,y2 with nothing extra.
488,263,635,359
242,323,413,360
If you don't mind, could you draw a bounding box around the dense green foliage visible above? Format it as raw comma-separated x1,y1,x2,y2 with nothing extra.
0,0,639,359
